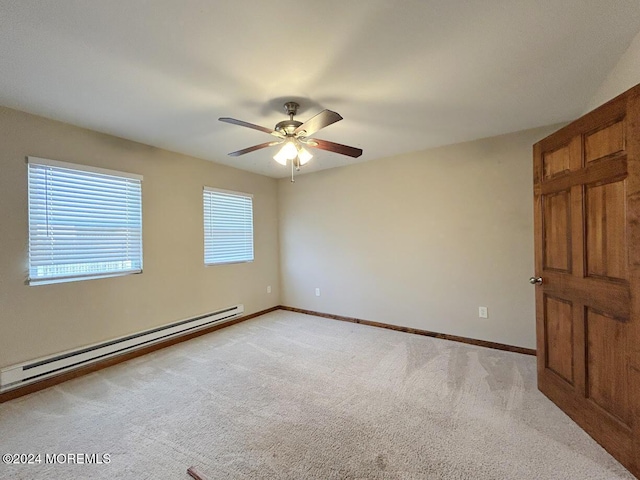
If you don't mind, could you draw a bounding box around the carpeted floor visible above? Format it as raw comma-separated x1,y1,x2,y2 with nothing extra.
0,310,634,479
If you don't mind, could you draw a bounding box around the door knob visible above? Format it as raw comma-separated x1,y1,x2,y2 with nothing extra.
529,277,543,285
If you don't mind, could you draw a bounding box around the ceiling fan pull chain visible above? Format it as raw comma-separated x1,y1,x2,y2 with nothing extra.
290,159,295,183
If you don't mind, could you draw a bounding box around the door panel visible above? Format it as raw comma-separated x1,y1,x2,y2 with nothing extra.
543,191,571,272
585,180,628,281
534,87,639,478
544,295,574,383
585,120,625,163
586,308,630,426
543,144,571,178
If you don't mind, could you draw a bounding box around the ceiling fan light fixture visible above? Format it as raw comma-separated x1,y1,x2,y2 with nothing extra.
273,148,288,165
297,146,312,165
273,141,297,165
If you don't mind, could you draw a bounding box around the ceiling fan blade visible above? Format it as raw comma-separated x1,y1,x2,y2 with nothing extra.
219,117,284,138
228,140,282,157
294,110,343,136
308,138,363,158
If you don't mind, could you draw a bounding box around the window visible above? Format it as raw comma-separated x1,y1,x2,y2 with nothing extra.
27,157,143,285
203,187,254,265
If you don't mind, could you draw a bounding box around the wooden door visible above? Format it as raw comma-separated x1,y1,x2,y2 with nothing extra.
533,85,640,478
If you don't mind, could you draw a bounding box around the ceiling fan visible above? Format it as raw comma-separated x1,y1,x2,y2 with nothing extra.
219,102,363,181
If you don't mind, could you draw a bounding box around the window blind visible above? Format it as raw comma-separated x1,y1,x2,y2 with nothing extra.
203,187,254,265
27,157,143,285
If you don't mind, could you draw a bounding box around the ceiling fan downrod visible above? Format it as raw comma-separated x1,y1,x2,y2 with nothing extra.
275,102,303,137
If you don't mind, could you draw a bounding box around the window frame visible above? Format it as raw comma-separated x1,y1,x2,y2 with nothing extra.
203,186,254,266
27,156,143,286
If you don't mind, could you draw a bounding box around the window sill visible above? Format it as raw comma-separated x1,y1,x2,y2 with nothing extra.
205,260,254,267
28,270,142,286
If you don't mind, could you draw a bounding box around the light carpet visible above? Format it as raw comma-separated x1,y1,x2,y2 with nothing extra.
0,310,634,479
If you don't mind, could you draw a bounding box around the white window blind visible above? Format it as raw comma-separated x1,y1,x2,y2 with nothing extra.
203,187,254,265
27,157,143,285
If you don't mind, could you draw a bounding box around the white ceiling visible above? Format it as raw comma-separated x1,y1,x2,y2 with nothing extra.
1,1,639,178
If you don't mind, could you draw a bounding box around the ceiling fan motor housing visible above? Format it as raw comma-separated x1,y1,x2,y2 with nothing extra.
277,102,303,136
275,119,302,136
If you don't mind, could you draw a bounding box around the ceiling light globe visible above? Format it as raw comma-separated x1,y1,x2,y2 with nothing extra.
273,148,289,165
282,141,298,160
297,147,313,165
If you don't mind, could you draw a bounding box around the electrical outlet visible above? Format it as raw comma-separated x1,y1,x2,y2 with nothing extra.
479,306,488,318
315,288,321,297
267,285,272,294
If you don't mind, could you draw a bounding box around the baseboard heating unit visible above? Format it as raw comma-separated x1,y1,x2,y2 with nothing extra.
0,304,244,392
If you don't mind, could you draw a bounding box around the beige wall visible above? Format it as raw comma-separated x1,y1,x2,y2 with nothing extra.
3,51,633,371
587,28,640,111
0,107,280,368
278,125,561,349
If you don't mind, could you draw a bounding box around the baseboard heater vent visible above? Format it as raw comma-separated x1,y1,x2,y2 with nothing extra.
0,304,244,392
